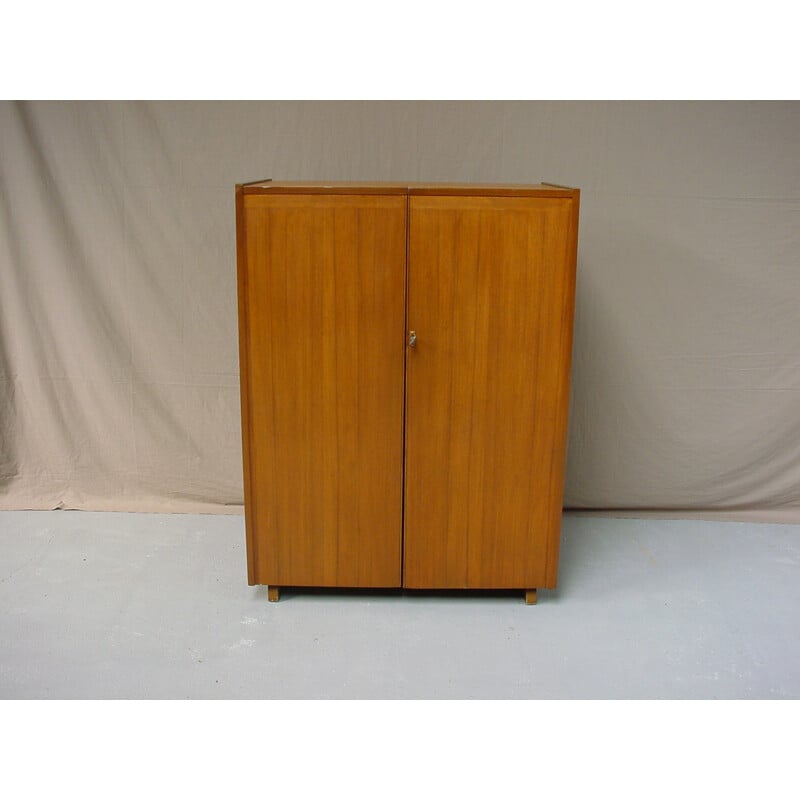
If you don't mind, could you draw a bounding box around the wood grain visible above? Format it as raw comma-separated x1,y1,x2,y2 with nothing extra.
240,193,406,587
403,195,578,589
235,184,257,585
267,586,280,602
544,189,580,586
244,183,408,195
407,184,574,198
243,182,574,198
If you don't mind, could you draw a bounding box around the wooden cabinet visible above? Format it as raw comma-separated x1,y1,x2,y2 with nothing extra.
236,182,579,603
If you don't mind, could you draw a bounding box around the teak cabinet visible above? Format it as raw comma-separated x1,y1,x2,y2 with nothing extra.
236,181,579,603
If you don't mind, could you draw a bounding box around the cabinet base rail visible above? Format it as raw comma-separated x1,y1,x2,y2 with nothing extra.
265,586,539,604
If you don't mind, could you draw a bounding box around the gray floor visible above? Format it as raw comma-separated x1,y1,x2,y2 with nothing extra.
0,510,798,699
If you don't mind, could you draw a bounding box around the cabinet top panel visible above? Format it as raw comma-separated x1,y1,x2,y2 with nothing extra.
239,181,578,198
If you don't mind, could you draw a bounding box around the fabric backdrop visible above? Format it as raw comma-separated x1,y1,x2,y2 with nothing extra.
1,101,798,520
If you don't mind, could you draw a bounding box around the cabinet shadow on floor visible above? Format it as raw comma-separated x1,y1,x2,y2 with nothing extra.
250,587,544,604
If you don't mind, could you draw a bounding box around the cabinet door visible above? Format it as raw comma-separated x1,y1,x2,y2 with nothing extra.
403,195,577,589
240,194,406,587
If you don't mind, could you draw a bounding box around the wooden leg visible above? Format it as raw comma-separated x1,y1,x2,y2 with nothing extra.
267,586,280,602
525,589,538,605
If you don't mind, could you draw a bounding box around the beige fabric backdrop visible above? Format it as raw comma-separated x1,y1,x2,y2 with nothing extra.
1,100,798,519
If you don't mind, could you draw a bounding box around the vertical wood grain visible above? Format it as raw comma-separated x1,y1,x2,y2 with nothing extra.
403,195,577,589
235,184,257,585
544,190,580,587
242,194,406,587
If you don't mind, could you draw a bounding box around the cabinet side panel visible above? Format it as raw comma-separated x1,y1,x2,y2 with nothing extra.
404,196,575,589
544,191,580,588
243,194,406,587
236,185,257,585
